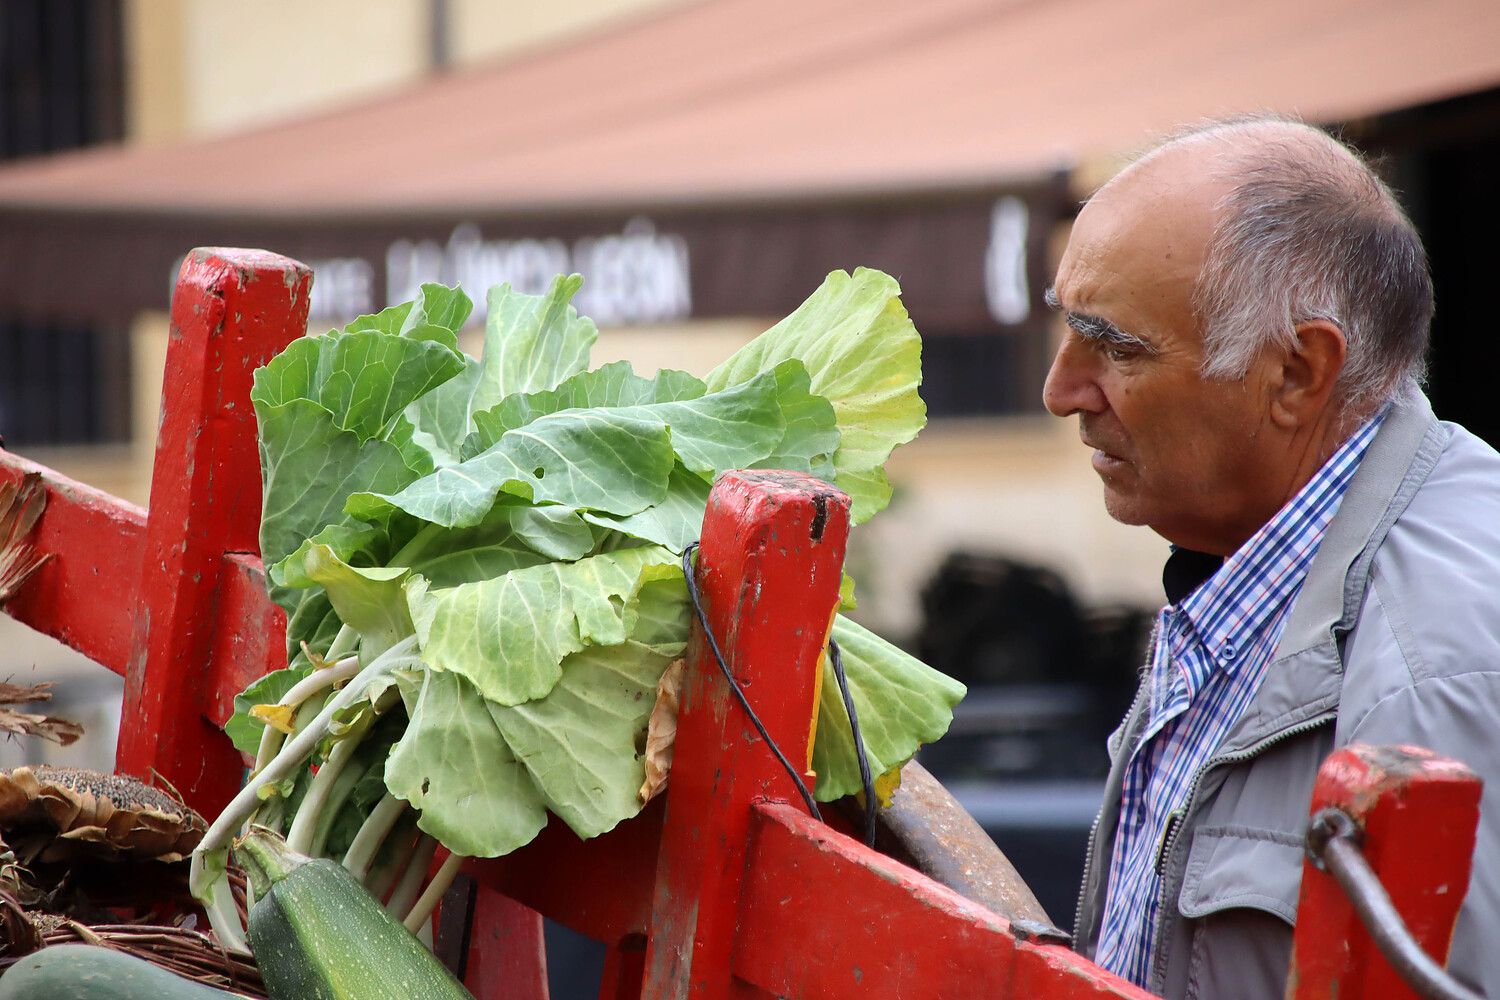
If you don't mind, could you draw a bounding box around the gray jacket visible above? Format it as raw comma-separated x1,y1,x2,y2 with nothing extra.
1074,391,1500,999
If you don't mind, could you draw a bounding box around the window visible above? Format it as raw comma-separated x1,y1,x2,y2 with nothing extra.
0,0,127,447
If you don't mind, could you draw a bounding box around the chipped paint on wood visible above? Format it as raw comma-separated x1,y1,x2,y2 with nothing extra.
116,248,310,819
1288,744,1481,1000
734,802,1153,999
0,452,146,672
642,471,850,1000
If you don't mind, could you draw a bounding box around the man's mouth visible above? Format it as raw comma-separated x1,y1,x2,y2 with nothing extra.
1080,434,1129,473
1090,448,1128,474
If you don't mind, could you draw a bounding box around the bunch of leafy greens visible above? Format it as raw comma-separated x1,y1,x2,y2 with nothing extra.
192,269,964,950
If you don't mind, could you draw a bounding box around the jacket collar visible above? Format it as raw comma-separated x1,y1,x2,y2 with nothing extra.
1217,388,1446,755
1277,388,1445,659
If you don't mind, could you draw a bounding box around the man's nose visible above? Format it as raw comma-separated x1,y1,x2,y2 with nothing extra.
1042,337,1106,417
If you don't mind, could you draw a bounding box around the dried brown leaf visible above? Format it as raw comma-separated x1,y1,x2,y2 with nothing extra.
3,475,46,547
0,551,48,605
0,682,56,706
638,658,686,805
0,472,47,606
0,707,83,746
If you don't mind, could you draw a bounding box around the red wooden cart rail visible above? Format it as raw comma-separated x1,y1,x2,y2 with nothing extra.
0,248,1482,1000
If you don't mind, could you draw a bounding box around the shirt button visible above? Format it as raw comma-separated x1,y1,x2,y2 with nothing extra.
1222,642,1237,661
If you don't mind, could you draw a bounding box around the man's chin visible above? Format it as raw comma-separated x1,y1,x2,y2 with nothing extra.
1100,484,1151,527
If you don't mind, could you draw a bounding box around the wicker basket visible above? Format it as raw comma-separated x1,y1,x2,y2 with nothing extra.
0,877,266,998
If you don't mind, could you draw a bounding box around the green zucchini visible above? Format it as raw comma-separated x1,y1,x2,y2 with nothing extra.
236,826,473,1000
0,943,244,999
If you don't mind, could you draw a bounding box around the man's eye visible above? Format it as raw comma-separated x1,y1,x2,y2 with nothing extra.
1102,343,1136,362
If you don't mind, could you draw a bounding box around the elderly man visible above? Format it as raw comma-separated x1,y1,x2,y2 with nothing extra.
1044,115,1500,998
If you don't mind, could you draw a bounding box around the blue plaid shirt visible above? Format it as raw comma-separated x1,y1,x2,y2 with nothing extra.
1095,410,1386,985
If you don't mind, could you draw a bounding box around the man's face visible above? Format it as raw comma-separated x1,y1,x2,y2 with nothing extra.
1042,158,1278,555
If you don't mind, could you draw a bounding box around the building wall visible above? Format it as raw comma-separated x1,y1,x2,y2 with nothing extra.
111,1,1171,635
125,0,429,141
447,0,690,69
124,0,694,143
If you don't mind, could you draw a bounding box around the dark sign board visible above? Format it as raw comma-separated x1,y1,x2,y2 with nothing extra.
0,174,1070,342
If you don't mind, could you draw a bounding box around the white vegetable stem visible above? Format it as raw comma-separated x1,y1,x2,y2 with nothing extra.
343,793,407,880
251,651,361,774
403,851,466,935
286,732,360,854
310,754,375,858
204,875,249,955
192,638,415,946
385,833,438,918
243,654,362,840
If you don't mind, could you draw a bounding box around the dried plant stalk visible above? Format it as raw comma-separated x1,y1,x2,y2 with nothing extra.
0,682,83,746
0,473,48,606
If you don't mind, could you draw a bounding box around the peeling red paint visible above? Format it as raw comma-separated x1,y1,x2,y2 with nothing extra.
1288,744,1480,1000
641,472,849,1000
112,248,310,819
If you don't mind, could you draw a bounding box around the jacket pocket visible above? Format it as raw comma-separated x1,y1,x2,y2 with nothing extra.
1176,825,1303,1000
1179,824,1303,924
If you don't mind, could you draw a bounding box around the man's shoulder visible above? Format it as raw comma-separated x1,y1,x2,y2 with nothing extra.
1343,420,1500,702
1378,420,1500,591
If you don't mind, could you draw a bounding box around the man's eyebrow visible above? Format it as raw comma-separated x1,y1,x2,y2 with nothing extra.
1043,286,1157,355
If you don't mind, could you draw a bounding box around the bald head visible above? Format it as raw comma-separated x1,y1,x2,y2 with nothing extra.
1096,115,1433,410
1124,117,1381,197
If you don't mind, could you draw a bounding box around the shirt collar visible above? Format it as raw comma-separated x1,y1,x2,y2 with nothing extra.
1172,406,1389,669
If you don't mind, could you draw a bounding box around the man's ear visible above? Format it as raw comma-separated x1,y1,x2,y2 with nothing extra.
1269,319,1347,429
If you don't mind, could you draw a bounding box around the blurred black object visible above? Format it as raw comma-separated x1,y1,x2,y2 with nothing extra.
913,552,1152,928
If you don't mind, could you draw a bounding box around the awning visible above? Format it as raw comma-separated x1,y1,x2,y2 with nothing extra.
0,0,1497,330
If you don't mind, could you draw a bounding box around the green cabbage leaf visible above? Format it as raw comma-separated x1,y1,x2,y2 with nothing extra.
232,269,963,861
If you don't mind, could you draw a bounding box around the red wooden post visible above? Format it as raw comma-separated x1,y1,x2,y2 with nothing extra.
117,248,307,817
1287,743,1482,1000
0,452,145,672
732,803,1154,999
599,935,648,1000
459,886,550,999
640,471,850,1000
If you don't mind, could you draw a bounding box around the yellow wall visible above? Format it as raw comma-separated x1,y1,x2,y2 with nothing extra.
447,0,691,67
3,0,711,769
125,0,695,143
126,0,429,141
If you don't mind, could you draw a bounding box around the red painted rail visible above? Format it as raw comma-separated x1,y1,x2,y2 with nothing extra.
1289,744,1482,1000
0,247,1484,999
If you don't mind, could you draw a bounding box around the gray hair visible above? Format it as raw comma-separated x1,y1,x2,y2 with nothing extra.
1148,115,1433,409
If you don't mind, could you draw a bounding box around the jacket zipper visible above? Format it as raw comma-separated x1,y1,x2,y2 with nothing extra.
1154,809,1185,875
1073,683,1150,950
1072,810,1103,949
1146,712,1334,990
